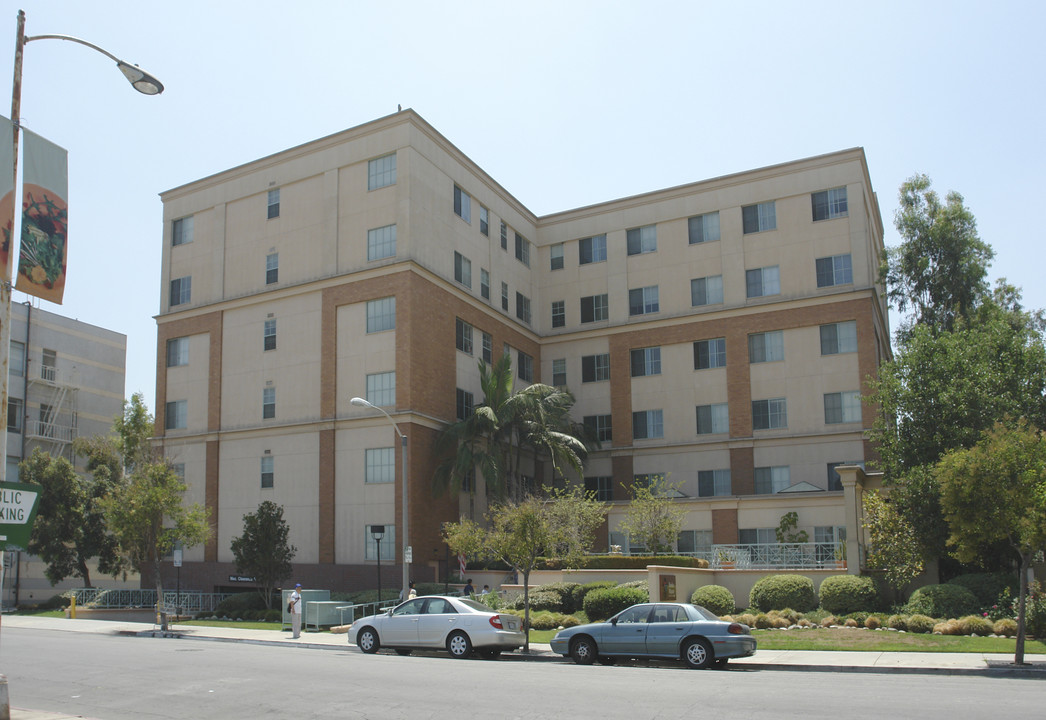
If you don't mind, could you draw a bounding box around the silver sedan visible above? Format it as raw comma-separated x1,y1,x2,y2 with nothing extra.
351,595,525,659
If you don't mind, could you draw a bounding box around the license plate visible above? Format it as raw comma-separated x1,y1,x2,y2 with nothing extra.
507,621,517,630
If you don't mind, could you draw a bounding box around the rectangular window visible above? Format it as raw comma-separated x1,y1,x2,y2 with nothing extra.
453,185,471,223
552,358,567,387
746,266,780,298
742,201,776,234
366,297,396,333
581,353,610,383
816,254,853,288
367,224,397,261
365,448,395,484
698,469,731,497
688,212,721,244
585,476,613,502
630,347,661,377
812,187,848,221
693,338,726,370
455,317,474,354
501,282,509,311
261,456,274,489
368,153,396,190
365,525,395,561
550,243,564,270
500,221,508,250
827,461,863,491
578,234,607,264
263,386,276,419
677,529,713,555
9,340,24,377
481,332,493,364
172,215,194,246
366,371,396,407
165,400,187,430
626,224,657,255
41,349,56,381
170,276,191,306
632,409,664,440
453,251,472,288
455,388,474,421
515,293,531,324
167,337,189,367
739,528,777,545
480,269,490,300
820,320,858,355
514,233,531,266
517,351,533,382
696,403,729,435
628,286,659,316
551,300,565,328
752,398,787,430
267,188,280,219
580,294,609,323
266,252,279,285
7,397,23,432
755,466,791,494
479,206,489,236
748,330,784,363
691,275,724,307
824,391,862,424
583,414,613,442
263,319,277,351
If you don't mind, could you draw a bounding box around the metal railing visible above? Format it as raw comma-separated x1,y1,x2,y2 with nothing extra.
67,588,236,613
706,542,845,570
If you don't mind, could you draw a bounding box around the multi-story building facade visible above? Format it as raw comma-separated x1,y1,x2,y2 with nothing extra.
156,110,888,593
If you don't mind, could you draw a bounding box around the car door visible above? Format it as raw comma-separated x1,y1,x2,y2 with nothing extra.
598,604,652,655
644,604,691,656
416,598,459,646
380,598,426,645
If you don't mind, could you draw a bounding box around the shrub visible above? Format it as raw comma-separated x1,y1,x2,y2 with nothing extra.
691,585,736,616
528,612,560,631
906,614,935,634
843,618,858,628
820,615,838,627
537,555,708,570
818,575,878,615
525,590,564,612
749,574,817,612
958,615,994,636
754,613,772,629
736,613,757,627
865,615,881,630
574,581,616,611
264,609,282,623
532,583,581,613
772,616,791,628
846,611,870,626
582,587,648,621
947,572,1017,609
615,580,650,597
887,614,908,631
994,618,1018,637
1023,581,1046,639
904,584,978,620
214,592,268,616
770,608,799,625
933,619,963,635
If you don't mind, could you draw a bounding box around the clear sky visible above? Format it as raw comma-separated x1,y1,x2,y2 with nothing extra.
4,0,1044,412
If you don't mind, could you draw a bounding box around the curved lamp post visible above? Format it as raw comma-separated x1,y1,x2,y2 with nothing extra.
351,397,410,601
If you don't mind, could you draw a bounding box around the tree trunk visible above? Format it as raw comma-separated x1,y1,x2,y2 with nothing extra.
153,543,167,631
77,554,93,588
522,568,530,652
1016,551,1029,665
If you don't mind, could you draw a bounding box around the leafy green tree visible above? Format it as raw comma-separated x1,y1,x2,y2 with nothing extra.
936,420,1046,664
230,501,297,609
619,475,686,554
775,511,809,544
862,489,925,588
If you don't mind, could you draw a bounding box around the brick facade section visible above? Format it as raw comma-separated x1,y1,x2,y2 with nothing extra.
712,507,739,545
612,454,634,501
319,429,335,563
155,311,223,436
729,447,755,496
204,440,220,562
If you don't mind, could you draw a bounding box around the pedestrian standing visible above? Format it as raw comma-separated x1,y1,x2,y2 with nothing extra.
408,581,417,600
288,583,303,639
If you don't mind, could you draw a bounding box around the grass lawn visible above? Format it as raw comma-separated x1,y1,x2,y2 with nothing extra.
751,627,1046,653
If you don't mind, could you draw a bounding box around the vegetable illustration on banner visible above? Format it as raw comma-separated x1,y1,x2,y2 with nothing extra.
15,128,68,304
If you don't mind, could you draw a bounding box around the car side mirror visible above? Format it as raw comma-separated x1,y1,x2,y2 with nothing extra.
610,617,618,626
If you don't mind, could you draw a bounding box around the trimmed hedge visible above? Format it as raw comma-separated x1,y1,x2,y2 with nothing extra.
691,585,736,616
583,587,648,620
749,574,817,612
536,555,709,570
532,582,582,613
818,575,878,615
947,572,1017,608
904,584,978,619
573,581,616,610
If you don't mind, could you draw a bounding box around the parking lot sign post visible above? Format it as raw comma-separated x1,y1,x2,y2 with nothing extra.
0,482,40,552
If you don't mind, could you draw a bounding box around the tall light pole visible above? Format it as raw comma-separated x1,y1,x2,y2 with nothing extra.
1,10,164,484
351,397,409,601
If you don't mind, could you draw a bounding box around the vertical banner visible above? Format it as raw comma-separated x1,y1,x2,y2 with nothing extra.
15,128,68,304
0,115,14,281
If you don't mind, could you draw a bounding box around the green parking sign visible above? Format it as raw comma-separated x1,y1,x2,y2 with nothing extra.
0,481,41,550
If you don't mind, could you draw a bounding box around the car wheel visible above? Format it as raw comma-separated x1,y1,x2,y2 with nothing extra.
447,631,473,659
682,638,714,669
478,649,501,660
597,655,617,666
357,627,380,654
395,648,413,656
571,636,597,665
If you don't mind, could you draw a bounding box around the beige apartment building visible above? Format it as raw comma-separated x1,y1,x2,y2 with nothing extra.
155,110,889,593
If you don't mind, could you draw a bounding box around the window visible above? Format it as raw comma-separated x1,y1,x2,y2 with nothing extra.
550,243,564,270
742,201,776,234
266,252,278,284
688,212,721,244
453,251,472,288
824,391,862,424
552,358,567,387
365,525,395,561
746,266,780,298
263,319,277,351
172,216,194,246
812,187,848,221
748,331,784,363
696,403,729,435
480,269,490,300
167,337,189,366
7,397,23,432
827,461,863,491
580,294,609,323
10,340,24,377
455,389,474,421
514,233,530,266
755,466,791,494
481,332,493,363
368,153,396,190
479,206,489,236
261,456,274,488
515,293,531,324
500,282,509,311
677,529,712,555
551,300,565,328
579,234,607,264
698,469,731,497
584,414,613,442
455,317,473,354
693,338,726,370
517,351,533,382
585,476,613,502
367,224,397,261
816,254,853,288
739,528,776,545
365,448,395,484
263,386,276,419
626,225,657,255
170,276,191,306
41,349,56,381
453,185,471,222
267,188,280,219
632,409,664,440
820,320,858,355
366,297,396,333
581,353,610,383
691,275,723,307
165,400,187,430
752,398,787,430
630,347,661,377
366,371,396,406
628,286,659,316
500,221,508,250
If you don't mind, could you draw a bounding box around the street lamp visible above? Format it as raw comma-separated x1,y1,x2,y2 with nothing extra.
370,524,384,606
351,396,409,602
0,10,165,484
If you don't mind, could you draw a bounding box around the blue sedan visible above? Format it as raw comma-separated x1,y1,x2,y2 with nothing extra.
551,602,756,669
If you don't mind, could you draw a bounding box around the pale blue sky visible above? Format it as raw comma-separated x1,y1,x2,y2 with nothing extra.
5,0,1044,410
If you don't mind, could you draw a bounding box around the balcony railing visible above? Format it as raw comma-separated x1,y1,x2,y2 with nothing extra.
706,542,845,570
25,419,75,443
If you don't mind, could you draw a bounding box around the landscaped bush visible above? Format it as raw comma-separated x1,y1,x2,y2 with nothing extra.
691,585,736,616
904,584,979,620
906,614,936,634
958,615,994,636
532,583,581,613
524,589,564,612
749,574,817,612
1024,581,1046,639
818,575,878,615
770,608,799,625
537,555,708,570
736,613,757,627
845,611,870,626
820,615,838,627
214,592,268,616
615,580,650,597
843,618,858,628
994,618,1018,637
528,612,563,630
754,613,772,629
864,615,881,630
573,581,616,611
933,619,963,635
582,586,649,621
947,572,1016,609
887,614,908,631
264,609,282,623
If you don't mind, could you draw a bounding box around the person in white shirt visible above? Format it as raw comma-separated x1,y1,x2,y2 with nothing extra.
288,583,302,638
